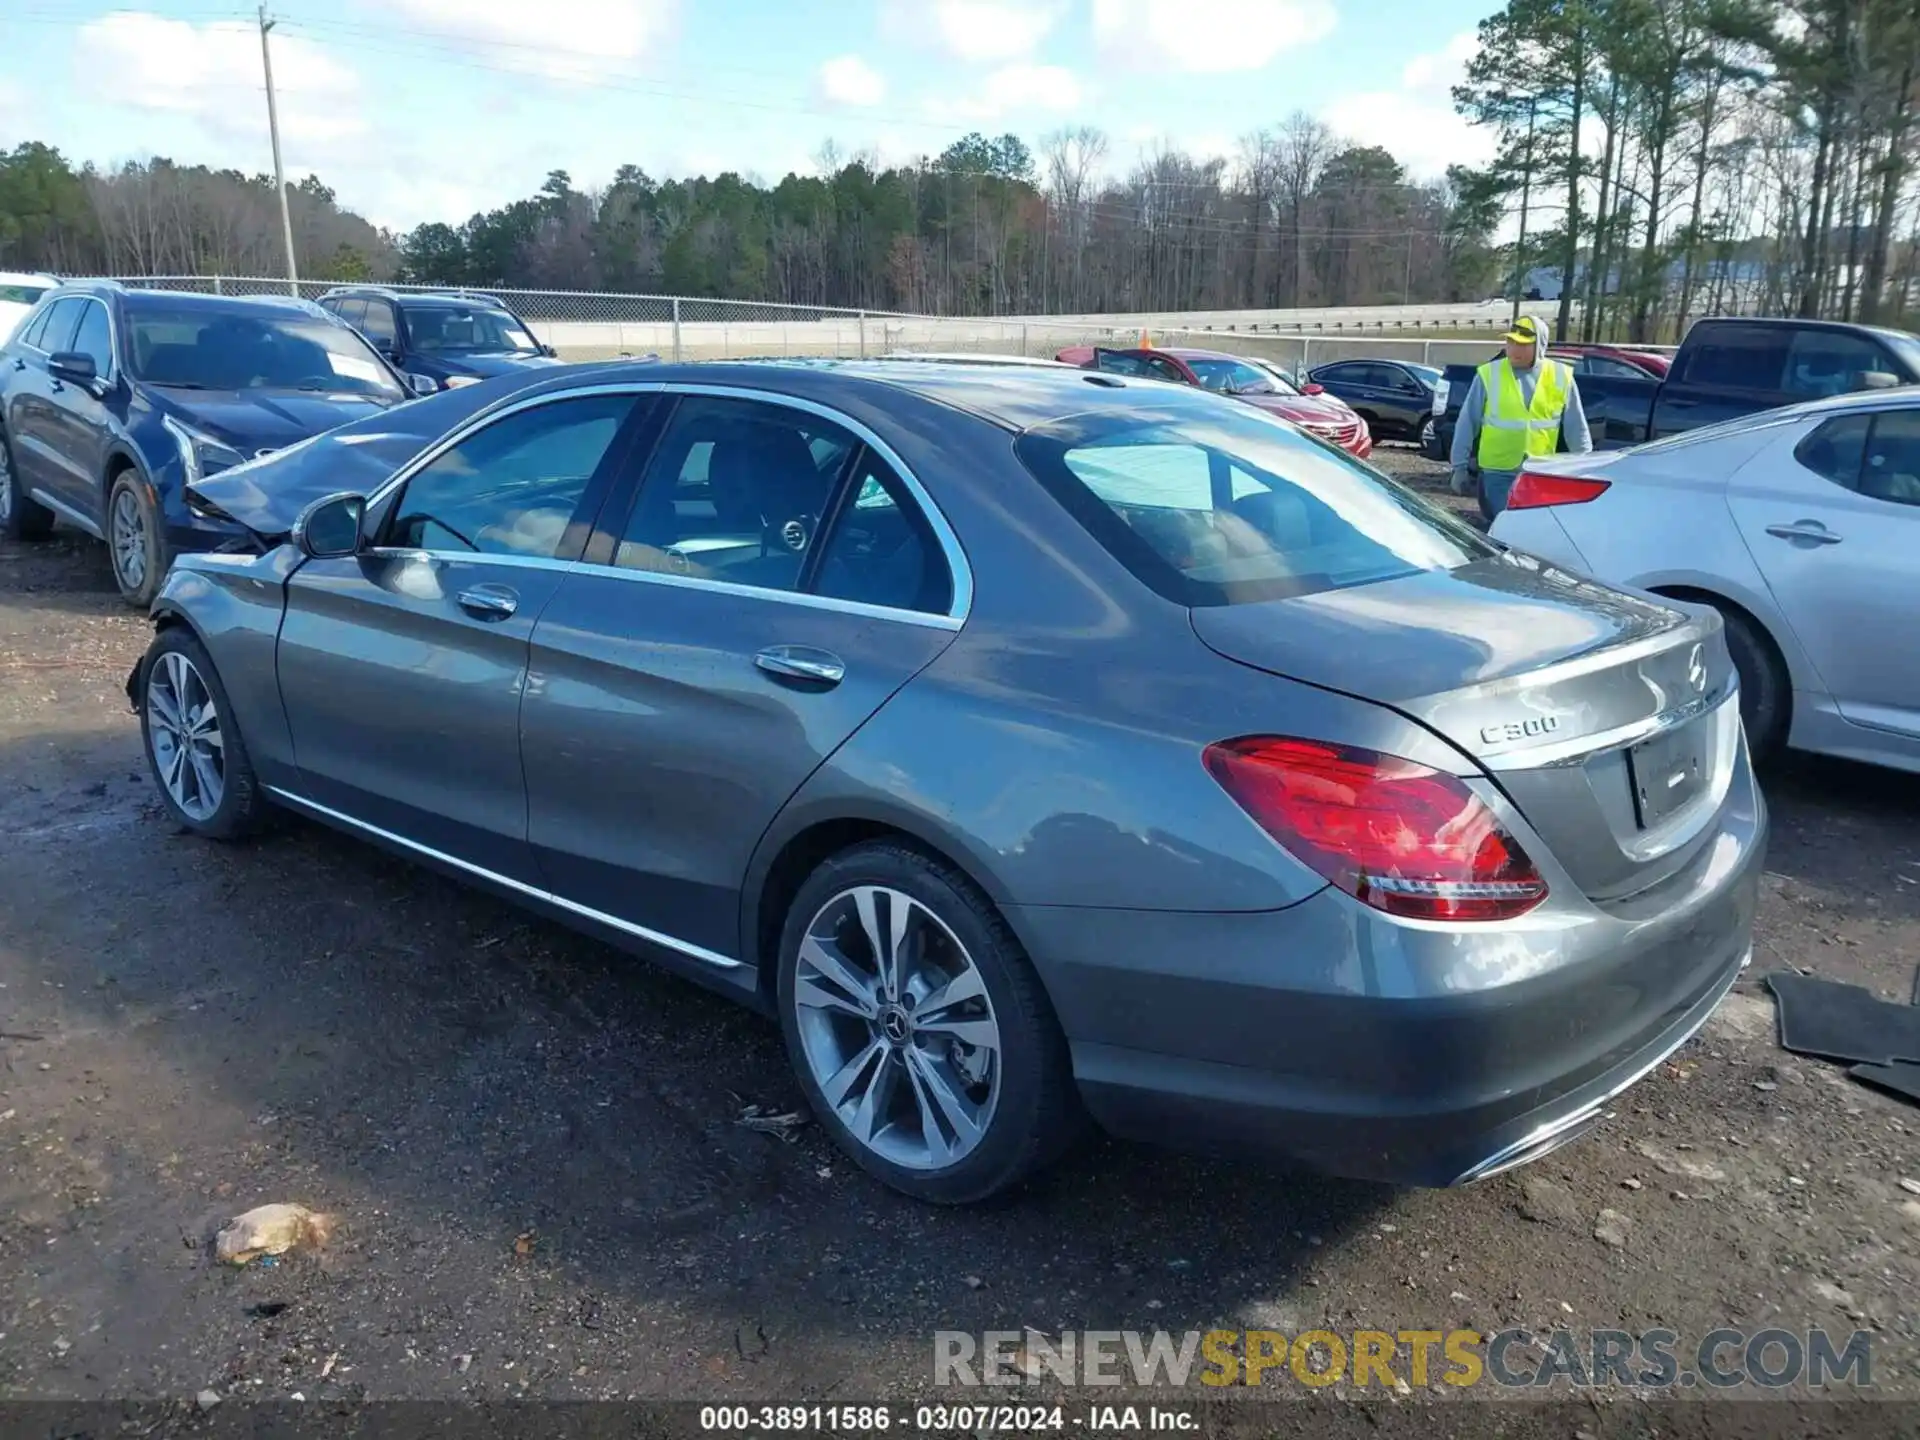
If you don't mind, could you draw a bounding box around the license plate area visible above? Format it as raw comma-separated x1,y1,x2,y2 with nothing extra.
1628,720,1707,829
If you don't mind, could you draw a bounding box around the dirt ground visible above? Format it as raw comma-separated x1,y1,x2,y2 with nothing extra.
2,449,1917,1422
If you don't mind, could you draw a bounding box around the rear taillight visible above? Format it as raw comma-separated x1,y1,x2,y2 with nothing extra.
1507,472,1611,510
1202,737,1547,922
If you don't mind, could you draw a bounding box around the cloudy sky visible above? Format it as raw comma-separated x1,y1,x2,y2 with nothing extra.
6,0,1497,233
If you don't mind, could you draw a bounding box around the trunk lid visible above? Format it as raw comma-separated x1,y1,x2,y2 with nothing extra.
1191,552,1742,901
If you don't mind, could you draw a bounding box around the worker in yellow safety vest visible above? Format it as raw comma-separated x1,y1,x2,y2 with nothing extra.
1449,314,1593,517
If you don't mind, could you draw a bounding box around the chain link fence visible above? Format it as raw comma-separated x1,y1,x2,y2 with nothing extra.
112,277,1593,374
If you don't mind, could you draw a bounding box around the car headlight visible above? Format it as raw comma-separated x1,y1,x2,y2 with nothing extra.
406,372,443,395
162,415,246,484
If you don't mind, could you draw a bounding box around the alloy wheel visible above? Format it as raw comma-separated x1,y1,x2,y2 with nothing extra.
147,650,225,821
792,884,1002,1171
111,486,147,591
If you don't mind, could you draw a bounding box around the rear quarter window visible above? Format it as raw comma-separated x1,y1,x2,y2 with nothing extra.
1015,407,1493,607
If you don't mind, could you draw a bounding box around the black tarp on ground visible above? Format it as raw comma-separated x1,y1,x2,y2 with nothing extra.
1766,970,1920,1065
1849,1060,1920,1106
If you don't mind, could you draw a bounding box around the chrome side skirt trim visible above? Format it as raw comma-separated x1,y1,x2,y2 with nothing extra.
263,785,744,969
28,488,104,540
1450,943,1750,1186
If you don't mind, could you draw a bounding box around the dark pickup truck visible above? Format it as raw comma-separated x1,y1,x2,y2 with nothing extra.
1427,316,1920,459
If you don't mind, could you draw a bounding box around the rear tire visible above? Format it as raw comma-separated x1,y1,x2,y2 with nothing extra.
1711,605,1790,764
776,842,1082,1204
0,428,55,542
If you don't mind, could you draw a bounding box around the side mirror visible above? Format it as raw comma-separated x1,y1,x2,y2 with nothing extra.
1301,382,1325,395
1857,371,1901,391
293,492,366,559
541,343,559,358
48,350,98,387
407,373,440,397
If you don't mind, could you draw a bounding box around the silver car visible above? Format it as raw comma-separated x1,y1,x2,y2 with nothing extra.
1492,390,1920,773
128,361,1764,1204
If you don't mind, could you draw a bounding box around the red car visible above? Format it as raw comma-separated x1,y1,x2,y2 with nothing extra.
1054,345,1373,459
1548,343,1672,379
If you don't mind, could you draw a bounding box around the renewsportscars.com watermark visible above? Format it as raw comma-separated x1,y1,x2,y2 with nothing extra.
934,1327,1874,1391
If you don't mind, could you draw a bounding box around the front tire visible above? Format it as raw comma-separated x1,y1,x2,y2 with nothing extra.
776,842,1081,1204
138,628,265,840
0,428,55,541
108,472,168,607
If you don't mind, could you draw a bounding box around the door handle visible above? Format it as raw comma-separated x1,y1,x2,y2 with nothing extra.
456,584,519,619
754,645,845,686
1765,520,1843,546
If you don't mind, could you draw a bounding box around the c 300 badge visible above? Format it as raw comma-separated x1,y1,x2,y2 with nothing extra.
1480,715,1562,746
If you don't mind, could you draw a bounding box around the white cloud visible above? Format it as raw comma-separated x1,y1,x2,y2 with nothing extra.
817,54,887,107
1321,30,1492,181
928,63,1084,121
373,0,677,83
883,0,1065,63
74,12,368,146
1090,0,1336,73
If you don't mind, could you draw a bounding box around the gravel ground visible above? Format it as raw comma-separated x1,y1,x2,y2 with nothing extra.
2,473,1918,1423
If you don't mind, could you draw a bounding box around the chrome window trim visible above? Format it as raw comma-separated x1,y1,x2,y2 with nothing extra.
364,377,973,626
262,785,743,969
353,547,964,631
560,558,965,631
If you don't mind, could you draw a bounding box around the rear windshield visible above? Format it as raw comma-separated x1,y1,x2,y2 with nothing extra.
1015,407,1494,607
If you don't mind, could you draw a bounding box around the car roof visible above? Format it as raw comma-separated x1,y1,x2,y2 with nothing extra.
0,271,59,285
430,356,1255,434
111,287,331,318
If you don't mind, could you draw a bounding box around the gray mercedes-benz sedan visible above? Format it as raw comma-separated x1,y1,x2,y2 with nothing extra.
127,359,1764,1203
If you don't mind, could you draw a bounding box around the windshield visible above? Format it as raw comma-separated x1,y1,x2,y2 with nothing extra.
1406,363,1443,385
0,283,53,306
1879,329,1920,380
126,306,405,400
1186,357,1277,396
403,305,540,355
1015,405,1493,607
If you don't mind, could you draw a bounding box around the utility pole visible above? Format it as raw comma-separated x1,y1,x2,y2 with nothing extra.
259,4,299,295
1510,95,1537,327
1404,229,1415,306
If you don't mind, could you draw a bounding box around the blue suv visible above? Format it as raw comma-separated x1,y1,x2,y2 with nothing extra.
317,286,562,393
0,283,410,605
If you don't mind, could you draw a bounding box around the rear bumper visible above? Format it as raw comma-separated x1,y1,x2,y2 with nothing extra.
1011,757,1766,1187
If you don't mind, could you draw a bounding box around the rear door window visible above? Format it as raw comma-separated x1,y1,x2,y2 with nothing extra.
1794,414,1871,489
811,456,954,615
1861,411,1920,507
1681,327,1791,391
614,395,857,593
1015,406,1493,607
